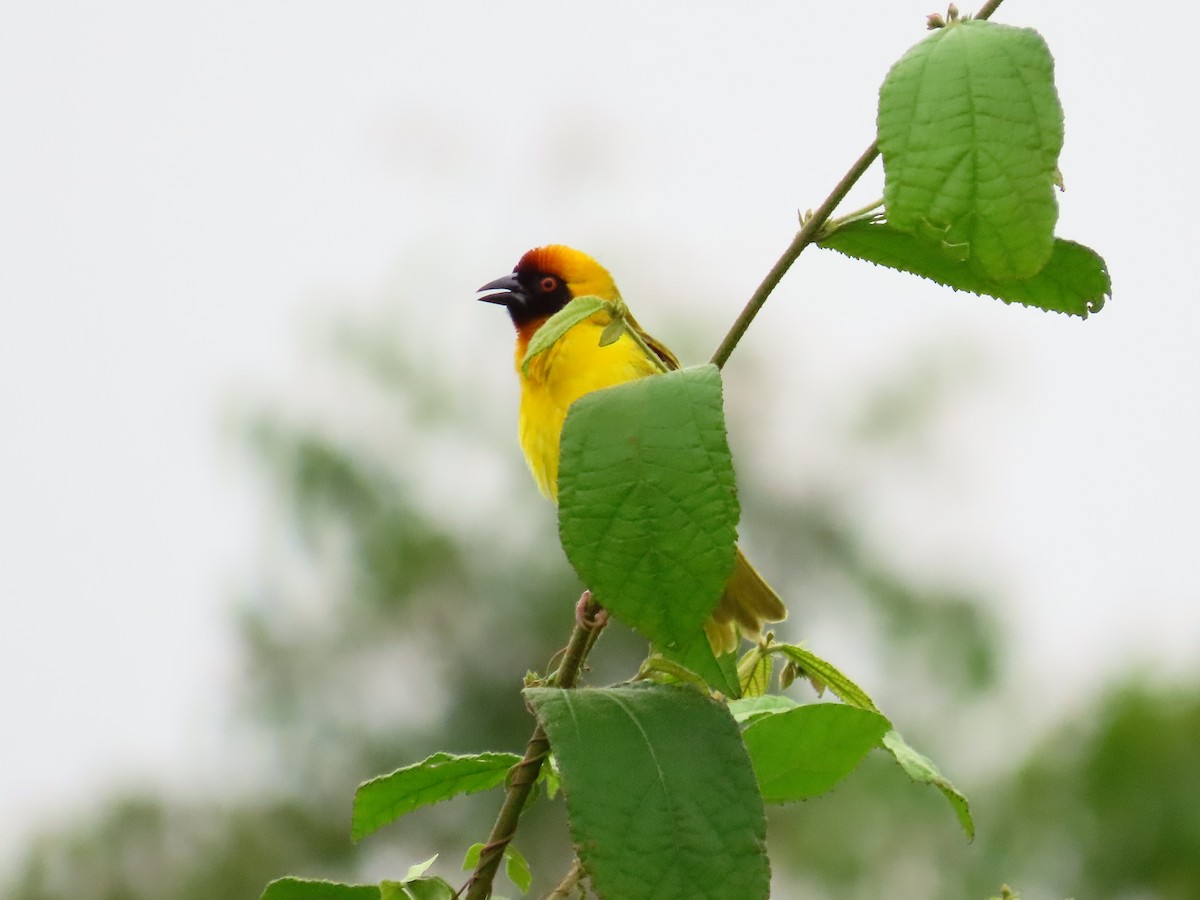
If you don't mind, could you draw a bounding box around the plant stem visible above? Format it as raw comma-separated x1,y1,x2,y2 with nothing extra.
547,858,585,898
708,140,880,369
461,594,604,900
975,0,1006,21
708,0,1006,370
824,197,885,232
619,316,670,374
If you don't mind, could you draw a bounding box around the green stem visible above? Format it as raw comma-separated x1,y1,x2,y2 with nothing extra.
709,140,881,369
974,0,1006,21
461,594,604,900
708,0,1006,369
614,302,670,374
823,197,885,234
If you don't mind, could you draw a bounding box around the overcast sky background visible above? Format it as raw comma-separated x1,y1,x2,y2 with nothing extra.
1,0,1196,870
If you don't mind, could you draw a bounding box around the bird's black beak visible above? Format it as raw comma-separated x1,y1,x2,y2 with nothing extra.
477,273,525,307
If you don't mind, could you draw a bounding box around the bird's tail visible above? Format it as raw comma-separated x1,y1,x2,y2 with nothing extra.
704,547,788,655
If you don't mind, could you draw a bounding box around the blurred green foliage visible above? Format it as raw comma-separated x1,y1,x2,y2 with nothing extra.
5,308,1197,900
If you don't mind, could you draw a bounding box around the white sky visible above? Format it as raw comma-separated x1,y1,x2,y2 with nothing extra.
1,0,1197,869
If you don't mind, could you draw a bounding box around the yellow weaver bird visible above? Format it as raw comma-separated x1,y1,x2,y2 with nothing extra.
478,245,786,653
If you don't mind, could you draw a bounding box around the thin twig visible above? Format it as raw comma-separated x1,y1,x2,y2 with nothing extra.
708,140,880,369
461,593,605,900
547,858,585,899
709,0,1007,370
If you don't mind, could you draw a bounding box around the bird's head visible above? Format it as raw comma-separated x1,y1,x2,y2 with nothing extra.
477,245,619,329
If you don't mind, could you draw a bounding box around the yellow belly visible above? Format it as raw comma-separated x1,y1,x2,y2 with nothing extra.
517,314,661,501
513,309,787,652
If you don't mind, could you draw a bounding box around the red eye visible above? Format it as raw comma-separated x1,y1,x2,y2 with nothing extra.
539,276,558,293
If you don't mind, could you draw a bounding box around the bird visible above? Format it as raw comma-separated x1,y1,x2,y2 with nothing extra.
477,244,786,654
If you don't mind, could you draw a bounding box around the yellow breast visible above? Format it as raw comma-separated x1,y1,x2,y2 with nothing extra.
517,312,662,501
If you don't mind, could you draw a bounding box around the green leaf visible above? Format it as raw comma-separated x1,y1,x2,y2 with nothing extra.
526,683,769,900
462,845,531,896
378,855,453,900
504,844,533,895
380,879,456,900
727,694,799,726
558,364,740,652
598,317,625,347
520,295,609,375
882,730,975,840
654,630,742,697
400,856,438,882
460,843,483,870
539,756,561,799
639,653,713,691
772,644,880,712
352,751,520,841
820,221,1109,318
742,704,891,802
262,879,379,900
878,20,1064,280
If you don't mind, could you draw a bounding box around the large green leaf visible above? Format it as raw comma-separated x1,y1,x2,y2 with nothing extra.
352,751,520,840
526,683,768,900
820,221,1109,317
558,364,740,652
741,704,890,802
878,20,1064,280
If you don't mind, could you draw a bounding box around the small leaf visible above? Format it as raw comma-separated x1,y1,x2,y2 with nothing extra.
262,878,380,900
462,845,531,896
353,752,520,840
540,757,561,799
504,844,534,895
737,647,773,698
638,653,713,691
526,683,769,900
820,221,1109,317
461,843,483,870
401,856,438,882
882,730,975,840
520,295,609,375
598,318,626,347
558,365,740,652
778,659,798,691
742,704,890,802
727,694,799,726
772,644,880,712
879,20,1064,280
